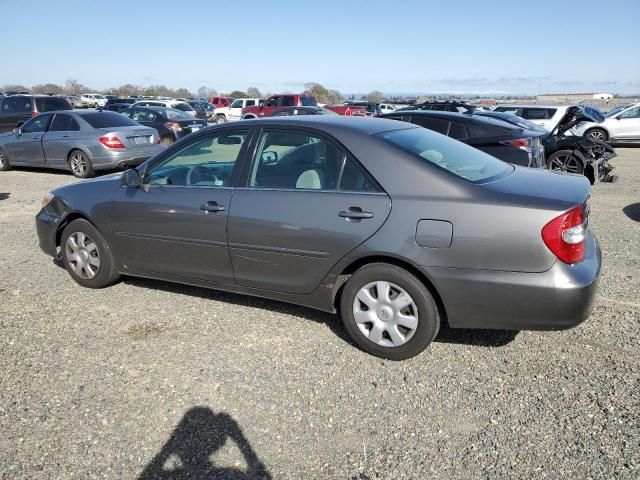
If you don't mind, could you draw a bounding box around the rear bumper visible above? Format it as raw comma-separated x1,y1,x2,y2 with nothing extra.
424,232,601,331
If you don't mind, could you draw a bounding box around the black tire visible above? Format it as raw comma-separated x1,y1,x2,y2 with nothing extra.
68,150,95,178
60,219,120,289
585,128,608,142
340,263,440,360
0,149,11,171
215,115,227,124
547,149,584,175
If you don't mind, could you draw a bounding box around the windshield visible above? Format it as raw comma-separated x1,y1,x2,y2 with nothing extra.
604,104,630,117
173,103,195,112
300,96,317,106
94,95,106,99
378,127,512,182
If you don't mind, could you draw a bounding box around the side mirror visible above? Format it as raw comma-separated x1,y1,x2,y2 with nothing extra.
121,168,141,187
13,127,22,135
261,151,278,164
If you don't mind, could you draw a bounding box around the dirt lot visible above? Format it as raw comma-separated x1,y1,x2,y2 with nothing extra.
0,150,638,479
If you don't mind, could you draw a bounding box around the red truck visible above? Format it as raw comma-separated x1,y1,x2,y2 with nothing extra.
241,94,366,118
209,96,234,108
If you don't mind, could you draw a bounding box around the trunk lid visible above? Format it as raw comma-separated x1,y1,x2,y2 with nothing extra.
102,126,158,149
483,165,591,206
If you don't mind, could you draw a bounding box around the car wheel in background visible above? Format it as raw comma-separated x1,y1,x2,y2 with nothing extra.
0,150,11,171
339,263,440,360
547,150,584,175
61,219,120,288
68,150,95,179
585,128,608,142
161,136,173,145
215,115,227,124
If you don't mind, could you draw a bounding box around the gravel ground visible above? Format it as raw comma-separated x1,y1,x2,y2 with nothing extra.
0,150,639,479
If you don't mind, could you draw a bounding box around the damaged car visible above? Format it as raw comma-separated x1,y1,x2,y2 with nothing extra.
473,106,616,183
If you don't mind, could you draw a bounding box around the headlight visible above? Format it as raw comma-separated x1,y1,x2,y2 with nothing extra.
41,192,55,208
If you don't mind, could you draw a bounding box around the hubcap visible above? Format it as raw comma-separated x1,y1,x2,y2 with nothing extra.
0,152,5,167
70,152,87,176
550,154,582,174
65,232,100,279
352,281,418,348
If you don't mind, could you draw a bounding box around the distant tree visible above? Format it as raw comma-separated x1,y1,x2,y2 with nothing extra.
64,78,83,95
229,90,247,98
2,84,30,93
174,88,191,98
246,86,262,98
366,90,384,103
32,83,64,94
197,86,210,99
303,82,343,104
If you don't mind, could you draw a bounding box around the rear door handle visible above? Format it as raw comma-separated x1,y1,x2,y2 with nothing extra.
339,207,373,221
200,201,226,213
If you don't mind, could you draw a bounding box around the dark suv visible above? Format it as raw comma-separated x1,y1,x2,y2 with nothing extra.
0,95,72,133
397,100,476,113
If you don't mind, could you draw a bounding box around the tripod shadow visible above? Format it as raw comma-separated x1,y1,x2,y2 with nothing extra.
138,407,271,480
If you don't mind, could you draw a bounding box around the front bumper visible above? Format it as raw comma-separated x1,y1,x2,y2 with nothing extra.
36,206,64,258
424,232,601,331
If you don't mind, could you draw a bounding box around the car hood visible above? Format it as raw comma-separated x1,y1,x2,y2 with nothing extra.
553,106,604,136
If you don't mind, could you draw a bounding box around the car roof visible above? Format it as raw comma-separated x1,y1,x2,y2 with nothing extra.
233,115,415,135
495,104,572,109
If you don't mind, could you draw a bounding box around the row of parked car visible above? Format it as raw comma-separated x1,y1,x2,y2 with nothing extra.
0,91,637,184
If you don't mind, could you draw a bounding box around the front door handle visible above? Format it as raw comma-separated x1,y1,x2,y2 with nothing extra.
200,201,226,213
339,207,373,221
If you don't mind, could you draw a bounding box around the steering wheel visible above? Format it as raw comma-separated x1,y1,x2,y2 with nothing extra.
186,165,221,186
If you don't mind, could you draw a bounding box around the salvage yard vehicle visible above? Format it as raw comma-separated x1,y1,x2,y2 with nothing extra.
493,104,575,132
396,100,476,113
572,103,640,143
0,110,163,178
209,96,235,108
213,98,261,124
35,116,600,360
122,106,208,144
242,94,317,118
474,107,616,183
269,106,339,116
80,93,107,108
0,94,72,133
382,110,546,168
131,99,197,118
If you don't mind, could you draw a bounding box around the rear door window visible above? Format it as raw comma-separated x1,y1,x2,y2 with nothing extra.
50,114,80,131
2,97,32,115
448,122,468,140
410,117,450,135
300,96,317,106
339,157,380,192
280,96,295,107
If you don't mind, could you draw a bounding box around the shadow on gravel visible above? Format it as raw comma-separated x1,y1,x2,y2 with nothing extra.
138,407,271,480
435,326,518,347
0,192,9,201
123,277,352,345
623,203,640,222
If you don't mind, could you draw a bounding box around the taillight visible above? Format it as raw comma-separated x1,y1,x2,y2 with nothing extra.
98,135,125,149
164,122,182,132
502,137,533,165
541,205,585,264
32,111,39,118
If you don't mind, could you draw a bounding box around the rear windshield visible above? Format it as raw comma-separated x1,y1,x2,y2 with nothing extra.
35,97,72,112
82,112,140,128
174,103,195,112
300,96,317,106
158,108,193,120
378,127,512,182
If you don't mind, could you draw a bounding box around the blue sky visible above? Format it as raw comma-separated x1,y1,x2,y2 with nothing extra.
3,0,639,95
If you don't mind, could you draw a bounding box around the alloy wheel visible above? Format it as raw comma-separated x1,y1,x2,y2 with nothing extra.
550,154,583,174
0,152,5,168
587,130,606,141
352,281,419,347
216,116,227,124
70,152,87,176
65,231,100,279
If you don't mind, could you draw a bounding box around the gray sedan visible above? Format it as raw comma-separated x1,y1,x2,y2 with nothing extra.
35,116,601,359
0,110,164,178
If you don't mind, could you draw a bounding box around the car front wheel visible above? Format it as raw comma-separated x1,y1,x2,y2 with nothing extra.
585,128,608,142
340,263,440,360
61,219,120,288
0,149,11,171
547,150,584,175
215,115,227,124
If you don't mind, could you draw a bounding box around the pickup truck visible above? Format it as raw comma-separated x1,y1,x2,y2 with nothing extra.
213,98,261,124
209,96,234,108
324,104,367,116
242,94,318,118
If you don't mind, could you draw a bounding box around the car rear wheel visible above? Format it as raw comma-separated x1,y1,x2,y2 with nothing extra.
215,115,227,124
60,219,120,288
0,150,11,171
585,128,608,142
340,263,440,360
68,150,94,178
548,150,584,175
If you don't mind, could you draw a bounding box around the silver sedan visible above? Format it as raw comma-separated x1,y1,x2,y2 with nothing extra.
0,110,164,178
